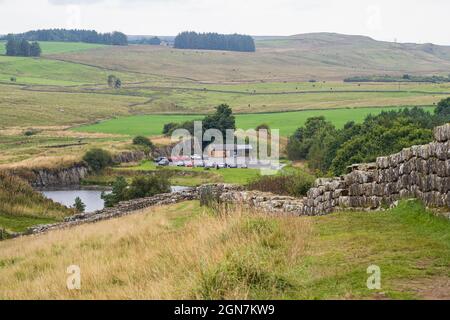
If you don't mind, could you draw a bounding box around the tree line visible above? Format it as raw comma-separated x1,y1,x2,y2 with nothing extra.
174,32,255,52
129,36,162,45
344,74,450,83
5,37,41,57
287,98,450,176
2,29,128,46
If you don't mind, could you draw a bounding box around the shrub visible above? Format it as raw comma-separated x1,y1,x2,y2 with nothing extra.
247,171,315,197
83,149,113,172
127,175,171,199
102,175,171,207
132,136,155,151
24,129,39,136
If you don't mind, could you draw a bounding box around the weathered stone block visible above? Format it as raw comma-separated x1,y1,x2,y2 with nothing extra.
433,123,450,142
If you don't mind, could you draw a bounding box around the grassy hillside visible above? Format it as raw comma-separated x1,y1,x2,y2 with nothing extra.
74,106,435,137
51,33,450,82
0,200,448,299
0,41,105,55
0,171,72,234
0,84,148,127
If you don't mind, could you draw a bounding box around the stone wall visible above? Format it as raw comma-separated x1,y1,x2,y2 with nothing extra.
17,189,198,237
304,123,450,215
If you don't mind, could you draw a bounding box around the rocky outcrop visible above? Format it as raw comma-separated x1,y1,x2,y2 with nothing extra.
16,165,90,188
113,151,147,164
20,189,198,236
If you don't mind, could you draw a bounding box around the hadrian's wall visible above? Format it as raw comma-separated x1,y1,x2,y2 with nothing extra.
304,123,450,215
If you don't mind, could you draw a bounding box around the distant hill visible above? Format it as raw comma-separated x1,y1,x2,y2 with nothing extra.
50,32,450,82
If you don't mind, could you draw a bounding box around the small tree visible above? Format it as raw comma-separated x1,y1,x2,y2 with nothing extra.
162,122,179,136
107,75,116,88
133,136,155,151
102,176,129,207
435,97,450,120
74,197,86,213
30,42,42,57
114,78,122,89
83,148,113,172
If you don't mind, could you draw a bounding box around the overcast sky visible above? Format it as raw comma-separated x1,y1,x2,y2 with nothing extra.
0,0,449,45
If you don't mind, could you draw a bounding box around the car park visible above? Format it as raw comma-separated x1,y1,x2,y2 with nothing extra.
205,162,216,169
217,162,226,169
194,160,205,167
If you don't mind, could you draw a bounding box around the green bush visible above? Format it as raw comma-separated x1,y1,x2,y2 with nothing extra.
287,106,445,176
102,175,171,207
83,148,113,172
247,171,315,197
132,136,155,151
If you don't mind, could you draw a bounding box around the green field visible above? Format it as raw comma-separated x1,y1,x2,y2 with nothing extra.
74,106,436,137
0,41,105,55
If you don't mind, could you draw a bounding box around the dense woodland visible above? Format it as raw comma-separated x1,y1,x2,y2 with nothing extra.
174,32,255,52
5,38,41,57
2,29,128,46
287,98,450,176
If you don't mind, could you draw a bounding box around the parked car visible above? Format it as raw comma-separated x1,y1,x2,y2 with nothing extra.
184,161,194,168
154,157,167,163
157,159,170,166
217,162,226,169
191,154,202,161
194,160,205,167
227,163,238,169
175,161,185,167
240,164,248,169
205,162,216,169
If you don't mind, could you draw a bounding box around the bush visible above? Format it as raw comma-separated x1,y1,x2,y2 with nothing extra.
24,129,39,136
102,175,171,207
132,136,155,151
435,97,450,120
83,149,113,172
247,171,315,197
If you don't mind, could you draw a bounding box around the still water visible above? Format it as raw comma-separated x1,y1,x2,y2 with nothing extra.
42,186,190,213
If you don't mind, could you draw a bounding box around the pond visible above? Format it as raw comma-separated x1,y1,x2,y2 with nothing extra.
41,186,191,213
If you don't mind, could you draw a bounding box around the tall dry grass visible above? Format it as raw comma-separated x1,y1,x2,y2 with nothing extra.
0,171,72,219
0,201,312,300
